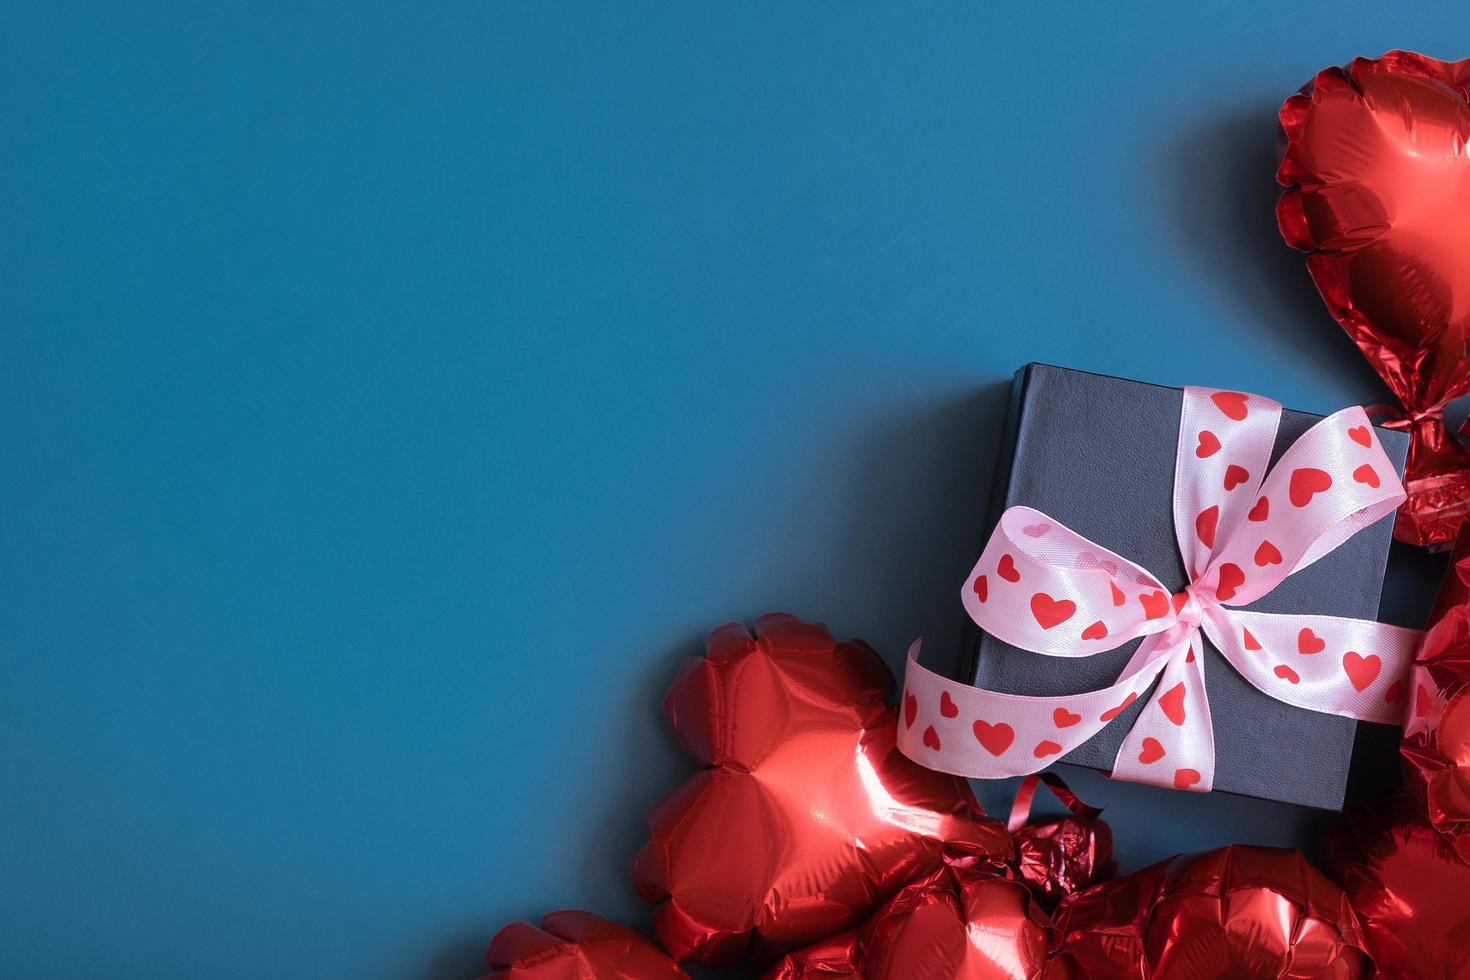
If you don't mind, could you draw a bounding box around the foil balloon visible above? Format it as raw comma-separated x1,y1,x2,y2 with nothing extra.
1401,526,1470,862
763,929,866,980
764,864,1075,980
1005,774,1115,910
1326,792,1470,980
633,613,1010,964
481,911,687,980
1054,845,1370,979
1277,50,1470,548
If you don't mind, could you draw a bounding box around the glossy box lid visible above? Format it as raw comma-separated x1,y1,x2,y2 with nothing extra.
967,364,1410,810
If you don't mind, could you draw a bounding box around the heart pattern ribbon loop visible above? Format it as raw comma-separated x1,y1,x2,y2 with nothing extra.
897,387,1422,793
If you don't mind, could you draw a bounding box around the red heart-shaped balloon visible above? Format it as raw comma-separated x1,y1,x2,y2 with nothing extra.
633,614,1008,964
766,777,1114,980
1057,846,1370,979
1402,539,1470,865
1328,793,1470,980
1277,51,1470,547
764,867,1064,980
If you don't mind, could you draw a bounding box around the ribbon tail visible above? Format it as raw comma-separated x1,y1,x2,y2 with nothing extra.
1363,402,1411,426
1005,772,1103,834
1109,628,1215,792
1204,607,1421,726
896,638,1169,779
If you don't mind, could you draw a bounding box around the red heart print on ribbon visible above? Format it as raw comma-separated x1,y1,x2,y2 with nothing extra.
1195,505,1219,548
1298,628,1326,655
1289,468,1333,507
972,720,1014,756
1033,740,1063,758
1099,692,1136,722
1053,707,1082,728
1158,683,1187,726
896,387,1422,795
1343,651,1380,692
1030,593,1075,630
1214,564,1245,601
1139,591,1170,619
1078,551,1118,575
1211,391,1250,421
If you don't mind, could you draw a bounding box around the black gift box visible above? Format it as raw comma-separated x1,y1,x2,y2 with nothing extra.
965,364,1409,810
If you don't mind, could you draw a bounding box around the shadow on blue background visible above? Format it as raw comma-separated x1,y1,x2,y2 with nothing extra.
2,3,1466,977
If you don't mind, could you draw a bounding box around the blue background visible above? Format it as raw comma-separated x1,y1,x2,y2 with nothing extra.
4,4,1467,977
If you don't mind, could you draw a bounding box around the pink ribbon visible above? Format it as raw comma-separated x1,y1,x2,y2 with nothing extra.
897,387,1423,793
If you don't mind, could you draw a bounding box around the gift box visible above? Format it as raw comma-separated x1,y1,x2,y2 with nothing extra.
964,364,1410,810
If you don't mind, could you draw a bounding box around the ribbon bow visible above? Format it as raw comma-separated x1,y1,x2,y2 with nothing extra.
897,387,1422,793
1365,400,1454,442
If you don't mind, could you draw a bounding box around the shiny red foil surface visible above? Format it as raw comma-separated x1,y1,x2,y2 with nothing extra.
1277,50,1470,548
1054,845,1369,979
1327,793,1470,980
1402,527,1470,861
481,911,687,980
1006,775,1115,911
633,614,1010,965
763,929,865,980
764,865,1073,980
1012,816,1112,913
